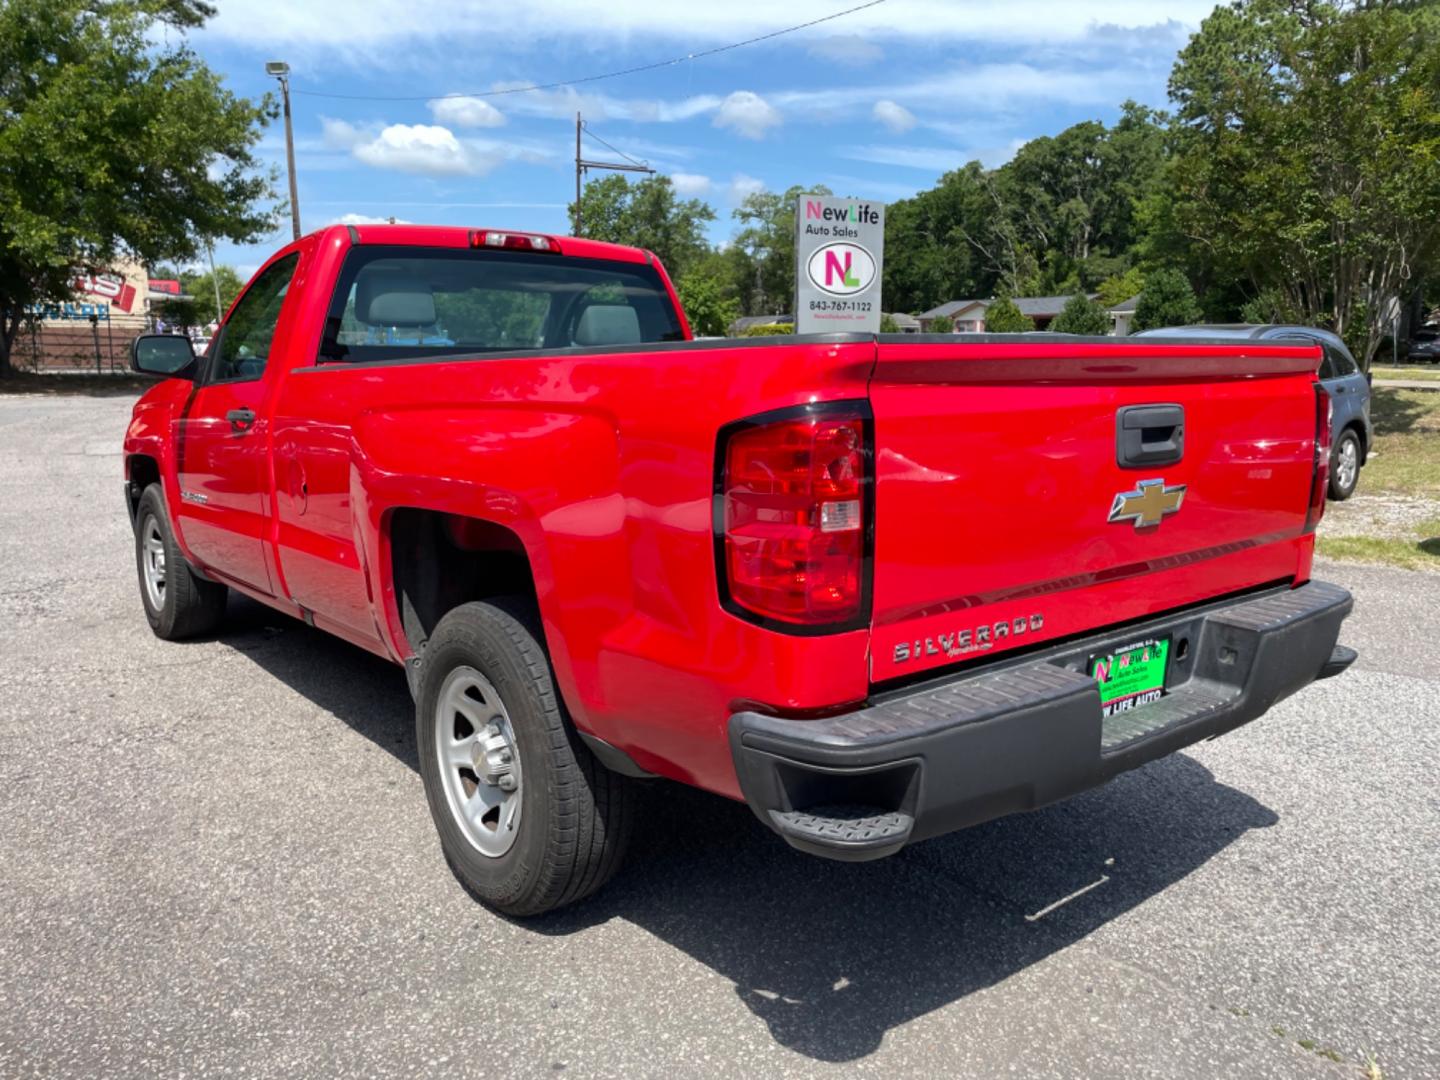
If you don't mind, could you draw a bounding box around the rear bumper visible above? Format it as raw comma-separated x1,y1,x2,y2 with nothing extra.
729,581,1354,861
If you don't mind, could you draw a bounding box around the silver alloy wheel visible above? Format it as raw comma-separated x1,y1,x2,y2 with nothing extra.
1337,437,1359,492
435,665,523,858
141,516,166,611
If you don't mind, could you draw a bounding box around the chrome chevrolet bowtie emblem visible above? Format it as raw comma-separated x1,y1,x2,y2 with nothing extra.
1108,479,1186,529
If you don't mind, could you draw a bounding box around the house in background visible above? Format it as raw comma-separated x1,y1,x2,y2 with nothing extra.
917,299,988,332
917,294,1142,334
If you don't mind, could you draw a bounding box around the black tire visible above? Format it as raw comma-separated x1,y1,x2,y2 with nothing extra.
134,483,227,639
1328,428,1362,501
416,599,635,916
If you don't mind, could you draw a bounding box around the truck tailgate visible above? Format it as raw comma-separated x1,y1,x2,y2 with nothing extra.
867,338,1322,681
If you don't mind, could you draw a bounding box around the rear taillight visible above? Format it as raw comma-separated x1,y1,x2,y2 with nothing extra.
716,404,872,630
1305,384,1332,533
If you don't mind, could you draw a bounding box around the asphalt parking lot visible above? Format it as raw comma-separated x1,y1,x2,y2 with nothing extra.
2,390,1436,1079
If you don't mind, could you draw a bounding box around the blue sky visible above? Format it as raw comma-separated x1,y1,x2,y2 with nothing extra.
184,1,1219,277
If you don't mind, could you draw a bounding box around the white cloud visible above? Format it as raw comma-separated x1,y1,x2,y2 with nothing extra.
713,91,781,140
872,99,916,134
326,213,413,226
202,3,1218,51
806,34,884,65
428,96,506,128
353,124,484,176
669,172,712,196
727,173,765,203
320,117,364,149
493,83,720,123
841,145,961,171
771,63,1146,113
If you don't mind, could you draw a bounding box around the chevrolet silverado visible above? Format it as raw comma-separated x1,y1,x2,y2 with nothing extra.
123,224,1356,915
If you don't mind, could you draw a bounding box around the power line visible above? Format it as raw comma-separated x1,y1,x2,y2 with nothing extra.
291,0,890,103
583,123,647,168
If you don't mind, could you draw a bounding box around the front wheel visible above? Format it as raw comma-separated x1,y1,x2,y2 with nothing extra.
1329,429,1361,501
134,483,227,639
415,599,636,916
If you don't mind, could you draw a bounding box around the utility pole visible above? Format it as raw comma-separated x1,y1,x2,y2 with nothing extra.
572,111,655,237
267,61,302,241
205,240,224,324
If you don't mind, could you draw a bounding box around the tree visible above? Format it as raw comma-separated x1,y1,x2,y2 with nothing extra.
1050,293,1112,335
181,265,246,324
675,262,740,337
880,105,1167,314
732,185,831,315
984,296,1035,333
1097,267,1145,308
0,0,278,375
878,313,901,333
1163,0,1440,361
569,175,715,284
928,315,954,334
1132,268,1203,332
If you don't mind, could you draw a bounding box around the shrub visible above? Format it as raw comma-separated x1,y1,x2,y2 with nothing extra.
1050,293,1112,335
984,295,1035,333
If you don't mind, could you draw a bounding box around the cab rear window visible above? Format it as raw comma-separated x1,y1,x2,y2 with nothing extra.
318,245,684,363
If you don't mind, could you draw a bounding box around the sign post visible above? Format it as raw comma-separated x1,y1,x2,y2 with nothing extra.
794,195,885,335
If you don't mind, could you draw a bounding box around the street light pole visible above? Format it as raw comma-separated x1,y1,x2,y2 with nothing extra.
206,240,224,324
266,61,301,241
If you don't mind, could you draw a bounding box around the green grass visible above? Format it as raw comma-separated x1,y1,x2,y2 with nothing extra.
1360,388,1440,497
1373,365,1440,382
1318,529,1440,571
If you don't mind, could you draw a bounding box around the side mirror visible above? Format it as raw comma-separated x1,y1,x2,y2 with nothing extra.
131,334,197,378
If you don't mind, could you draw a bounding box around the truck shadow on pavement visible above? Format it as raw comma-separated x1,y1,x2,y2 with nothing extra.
221,596,1279,1064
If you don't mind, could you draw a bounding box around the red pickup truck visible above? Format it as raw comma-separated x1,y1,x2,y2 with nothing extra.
124,224,1355,915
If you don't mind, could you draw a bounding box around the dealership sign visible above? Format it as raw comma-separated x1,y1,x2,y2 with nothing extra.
795,195,885,334
74,272,138,313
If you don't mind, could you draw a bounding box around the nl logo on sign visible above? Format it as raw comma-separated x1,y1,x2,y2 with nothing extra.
806,242,877,297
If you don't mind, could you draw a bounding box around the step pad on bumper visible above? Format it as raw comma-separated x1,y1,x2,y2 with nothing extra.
1099,678,1234,752
769,806,914,857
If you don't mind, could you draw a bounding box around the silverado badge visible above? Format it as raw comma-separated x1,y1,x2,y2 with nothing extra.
1108,478,1185,529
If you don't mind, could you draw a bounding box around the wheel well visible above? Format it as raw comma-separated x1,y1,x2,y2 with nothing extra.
389,509,538,659
1342,420,1368,462
126,455,160,522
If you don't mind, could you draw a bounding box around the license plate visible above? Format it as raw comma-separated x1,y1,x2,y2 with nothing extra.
1089,637,1170,717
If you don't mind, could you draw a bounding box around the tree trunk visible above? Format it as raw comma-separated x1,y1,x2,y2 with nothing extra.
0,307,20,379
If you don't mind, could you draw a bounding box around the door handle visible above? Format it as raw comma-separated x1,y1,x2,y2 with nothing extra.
225,407,256,432
1116,404,1184,468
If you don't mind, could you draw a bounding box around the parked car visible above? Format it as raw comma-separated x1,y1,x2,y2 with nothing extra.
1408,329,1440,363
122,226,1356,915
1135,324,1372,500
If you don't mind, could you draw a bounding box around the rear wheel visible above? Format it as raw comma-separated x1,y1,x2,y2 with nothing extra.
1329,429,1361,501
416,599,635,916
134,483,227,639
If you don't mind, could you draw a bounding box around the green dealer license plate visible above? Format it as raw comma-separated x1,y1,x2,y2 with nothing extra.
1089,637,1170,717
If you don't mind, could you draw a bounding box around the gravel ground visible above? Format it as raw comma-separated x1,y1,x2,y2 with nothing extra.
2,392,1436,1079
1321,492,1440,541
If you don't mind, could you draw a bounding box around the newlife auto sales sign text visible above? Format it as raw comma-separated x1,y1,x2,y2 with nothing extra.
795,195,885,334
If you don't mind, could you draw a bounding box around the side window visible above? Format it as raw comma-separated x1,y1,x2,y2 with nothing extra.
1326,343,1358,378
211,253,299,383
